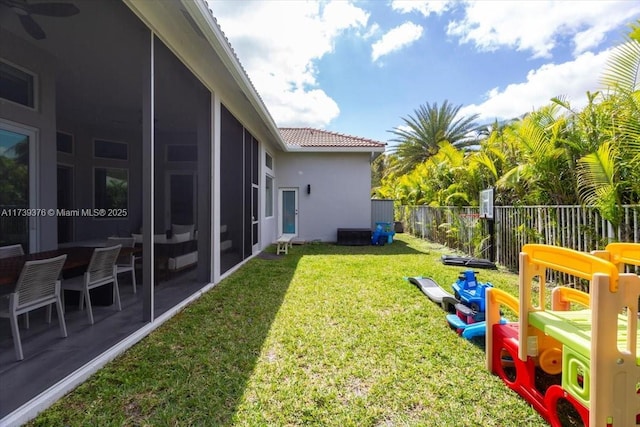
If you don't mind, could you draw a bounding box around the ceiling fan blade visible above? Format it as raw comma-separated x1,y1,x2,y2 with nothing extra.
27,2,79,17
18,13,45,40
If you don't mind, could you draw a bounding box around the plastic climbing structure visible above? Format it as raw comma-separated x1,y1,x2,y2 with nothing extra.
485,243,640,427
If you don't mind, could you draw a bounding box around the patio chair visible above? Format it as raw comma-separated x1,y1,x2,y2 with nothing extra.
107,237,137,294
1,244,32,329
62,244,122,325
0,243,24,259
0,254,68,361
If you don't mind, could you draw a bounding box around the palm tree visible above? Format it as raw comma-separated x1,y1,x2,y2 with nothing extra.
468,119,519,193
388,100,479,175
495,105,579,205
575,20,640,230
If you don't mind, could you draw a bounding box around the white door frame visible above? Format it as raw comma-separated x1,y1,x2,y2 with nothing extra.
278,187,298,236
0,118,39,251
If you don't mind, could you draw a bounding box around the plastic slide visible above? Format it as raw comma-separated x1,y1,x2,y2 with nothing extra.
461,321,487,340
408,276,458,312
460,318,507,341
446,313,468,331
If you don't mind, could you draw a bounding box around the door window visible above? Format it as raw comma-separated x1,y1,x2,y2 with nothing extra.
281,189,297,234
0,122,36,250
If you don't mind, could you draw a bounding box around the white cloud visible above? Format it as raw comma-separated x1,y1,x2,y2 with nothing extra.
447,1,640,58
322,1,369,35
363,22,381,39
459,49,612,122
371,22,424,62
391,0,453,16
256,72,341,128
206,0,370,127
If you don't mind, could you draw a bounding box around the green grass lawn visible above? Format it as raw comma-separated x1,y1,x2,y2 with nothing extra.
31,234,547,426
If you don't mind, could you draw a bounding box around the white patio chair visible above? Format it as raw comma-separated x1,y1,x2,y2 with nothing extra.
62,244,122,325
107,237,137,294
0,254,68,361
0,244,31,327
0,244,24,259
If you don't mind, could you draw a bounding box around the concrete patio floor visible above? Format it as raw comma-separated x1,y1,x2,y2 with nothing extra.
0,269,208,419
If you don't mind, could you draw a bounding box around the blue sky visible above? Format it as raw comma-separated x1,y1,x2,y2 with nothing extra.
207,1,640,147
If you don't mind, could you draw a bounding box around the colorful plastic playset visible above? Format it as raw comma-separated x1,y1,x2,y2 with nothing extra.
446,270,493,339
409,269,496,341
409,242,640,427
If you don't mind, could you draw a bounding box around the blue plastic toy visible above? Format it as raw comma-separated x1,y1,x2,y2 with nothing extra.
446,270,496,340
446,302,486,333
451,269,492,312
371,222,395,245
461,321,488,340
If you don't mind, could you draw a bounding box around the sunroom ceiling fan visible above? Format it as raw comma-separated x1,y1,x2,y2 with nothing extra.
0,0,79,40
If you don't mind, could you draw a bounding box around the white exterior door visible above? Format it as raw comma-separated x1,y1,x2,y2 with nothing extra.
279,188,298,236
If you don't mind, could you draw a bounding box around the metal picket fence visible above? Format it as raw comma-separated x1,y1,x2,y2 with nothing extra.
399,204,640,273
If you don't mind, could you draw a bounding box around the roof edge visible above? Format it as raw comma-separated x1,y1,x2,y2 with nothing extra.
285,146,386,153
279,127,386,148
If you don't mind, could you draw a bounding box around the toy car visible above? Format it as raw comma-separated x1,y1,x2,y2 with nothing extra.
451,269,493,312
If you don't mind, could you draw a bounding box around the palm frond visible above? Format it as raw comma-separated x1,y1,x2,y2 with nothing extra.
470,152,499,180
600,24,640,92
496,164,529,188
576,142,617,206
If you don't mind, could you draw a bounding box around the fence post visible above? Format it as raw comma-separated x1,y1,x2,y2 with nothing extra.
402,204,639,271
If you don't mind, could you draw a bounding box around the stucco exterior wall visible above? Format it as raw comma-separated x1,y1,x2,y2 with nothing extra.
276,151,373,242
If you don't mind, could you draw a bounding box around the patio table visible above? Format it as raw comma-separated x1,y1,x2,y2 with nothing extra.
0,246,142,291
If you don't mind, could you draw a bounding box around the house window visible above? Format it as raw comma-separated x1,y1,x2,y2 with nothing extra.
265,175,273,217
94,167,128,212
265,152,273,170
0,60,36,109
56,131,73,154
167,144,197,162
94,139,128,160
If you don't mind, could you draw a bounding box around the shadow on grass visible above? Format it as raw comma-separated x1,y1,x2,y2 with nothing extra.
30,234,444,425
30,253,301,426
172,256,300,425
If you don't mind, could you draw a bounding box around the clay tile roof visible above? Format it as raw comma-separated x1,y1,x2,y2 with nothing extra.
279,128,386,149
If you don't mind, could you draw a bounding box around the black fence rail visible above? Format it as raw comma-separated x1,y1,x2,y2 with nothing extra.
399,204,640,274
